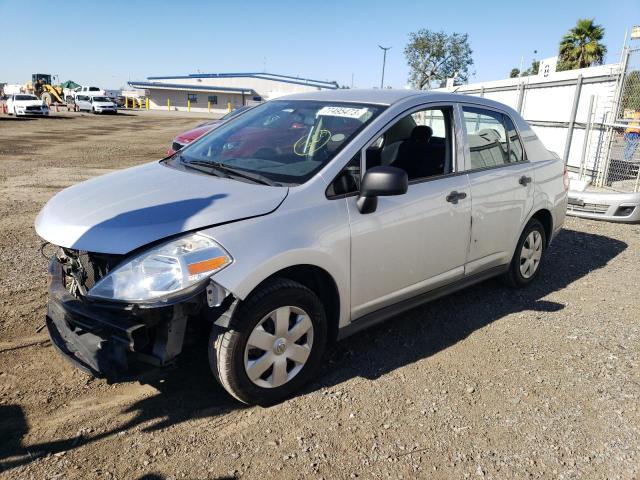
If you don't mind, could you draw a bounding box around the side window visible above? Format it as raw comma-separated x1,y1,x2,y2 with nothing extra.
463,107,517,169
504,115,526,163
327,153,361,198
365,107,453,181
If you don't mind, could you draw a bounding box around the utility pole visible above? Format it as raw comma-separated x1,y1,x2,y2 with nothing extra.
378,45,391,89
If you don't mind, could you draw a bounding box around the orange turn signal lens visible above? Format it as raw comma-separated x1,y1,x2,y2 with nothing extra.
187,256,228,275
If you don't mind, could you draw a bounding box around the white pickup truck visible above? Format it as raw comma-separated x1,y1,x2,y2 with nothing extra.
74,86,106,97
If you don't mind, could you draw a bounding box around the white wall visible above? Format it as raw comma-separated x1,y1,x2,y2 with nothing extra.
436,64,621,178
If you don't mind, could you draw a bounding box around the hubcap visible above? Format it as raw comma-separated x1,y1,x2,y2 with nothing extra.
520,230,542,279
244,306,314,389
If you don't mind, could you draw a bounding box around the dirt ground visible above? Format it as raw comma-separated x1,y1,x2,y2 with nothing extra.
0,111,638,480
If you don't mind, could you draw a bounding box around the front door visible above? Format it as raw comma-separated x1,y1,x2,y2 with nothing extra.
348,105,471,319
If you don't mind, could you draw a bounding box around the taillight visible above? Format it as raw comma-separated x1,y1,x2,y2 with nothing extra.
563,166,570,191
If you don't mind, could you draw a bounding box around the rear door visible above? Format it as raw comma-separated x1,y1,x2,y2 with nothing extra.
460,105,535,274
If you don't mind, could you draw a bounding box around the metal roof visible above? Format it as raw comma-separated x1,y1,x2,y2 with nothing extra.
276,88,517,111
127,81,255,94
275,88,426,105
144,72,338,89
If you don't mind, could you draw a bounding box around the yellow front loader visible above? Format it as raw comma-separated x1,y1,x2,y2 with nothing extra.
25,73,65,105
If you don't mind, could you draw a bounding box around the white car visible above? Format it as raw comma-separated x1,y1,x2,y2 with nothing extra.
6,94,49,116
74,86,106,96
75,95,118,114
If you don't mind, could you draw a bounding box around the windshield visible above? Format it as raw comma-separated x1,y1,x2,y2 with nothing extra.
15,95,38,101
178,100,384,184
221,106,249,120
92,97,111,102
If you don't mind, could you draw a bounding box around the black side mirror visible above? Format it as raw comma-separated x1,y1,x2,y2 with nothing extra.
356,166,408,214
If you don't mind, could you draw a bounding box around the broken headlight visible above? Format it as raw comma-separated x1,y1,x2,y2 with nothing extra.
87,233,232,302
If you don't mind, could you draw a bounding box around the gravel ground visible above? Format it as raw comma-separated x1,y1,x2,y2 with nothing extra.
0,111,638,479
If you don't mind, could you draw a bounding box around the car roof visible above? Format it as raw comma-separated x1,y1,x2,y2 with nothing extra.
276,88,518,113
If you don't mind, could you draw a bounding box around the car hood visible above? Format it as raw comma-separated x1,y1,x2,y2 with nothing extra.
175,122,219,144
35,161,288,254
16,100,44,107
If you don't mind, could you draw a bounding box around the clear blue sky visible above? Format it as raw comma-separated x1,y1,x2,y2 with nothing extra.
1,0,638,89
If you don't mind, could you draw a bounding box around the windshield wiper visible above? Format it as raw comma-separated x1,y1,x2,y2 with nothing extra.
179,157,231,179
179,155,278,186
208,162,277,186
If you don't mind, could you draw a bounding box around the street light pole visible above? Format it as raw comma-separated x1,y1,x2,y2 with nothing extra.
378,45,391,89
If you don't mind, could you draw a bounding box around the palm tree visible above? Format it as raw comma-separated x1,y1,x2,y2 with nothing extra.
558,19,607,71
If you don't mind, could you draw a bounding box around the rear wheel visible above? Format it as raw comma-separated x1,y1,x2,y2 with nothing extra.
503,218,546,287
209,278,327,405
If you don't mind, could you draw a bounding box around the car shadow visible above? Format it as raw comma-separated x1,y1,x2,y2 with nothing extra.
0,117,37,121
0,227,627,472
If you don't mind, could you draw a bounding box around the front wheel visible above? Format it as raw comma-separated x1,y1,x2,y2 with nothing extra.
503,218,546,287
209,278,327,405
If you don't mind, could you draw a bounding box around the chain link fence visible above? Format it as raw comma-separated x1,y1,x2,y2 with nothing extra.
588,47,640,193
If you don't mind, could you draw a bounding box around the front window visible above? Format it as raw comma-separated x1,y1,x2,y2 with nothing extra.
365,106,454,181
15,95,38,101
176,100,385,185
92,97,111,102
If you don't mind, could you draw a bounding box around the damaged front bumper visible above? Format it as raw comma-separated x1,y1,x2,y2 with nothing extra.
46,258,195,379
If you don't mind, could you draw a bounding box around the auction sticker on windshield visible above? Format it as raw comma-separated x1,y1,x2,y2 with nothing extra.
317,106,370,120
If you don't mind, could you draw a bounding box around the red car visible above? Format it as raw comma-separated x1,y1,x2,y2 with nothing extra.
167,106,252,155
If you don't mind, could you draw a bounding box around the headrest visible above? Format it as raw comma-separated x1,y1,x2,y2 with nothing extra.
411,125,433,141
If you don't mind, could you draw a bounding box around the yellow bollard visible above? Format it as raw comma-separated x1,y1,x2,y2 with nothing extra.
125,96,128,108
187,99,191,112
167,98,170,111
227,102,231,113
146,98,149,110
208,100,211,113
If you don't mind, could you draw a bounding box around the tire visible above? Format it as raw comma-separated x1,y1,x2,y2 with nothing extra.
209,278,327,405
503,218,546,288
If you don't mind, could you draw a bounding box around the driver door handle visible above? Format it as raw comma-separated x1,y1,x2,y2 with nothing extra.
446,191,467,204
519,175,532,186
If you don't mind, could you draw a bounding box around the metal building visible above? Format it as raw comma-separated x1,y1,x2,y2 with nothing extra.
128,72,338,114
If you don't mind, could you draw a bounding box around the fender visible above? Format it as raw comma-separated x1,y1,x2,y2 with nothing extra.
201,184,352,329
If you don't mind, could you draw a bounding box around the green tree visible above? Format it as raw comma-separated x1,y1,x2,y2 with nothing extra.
527,60,540,75
404,29,474,89
509,60,539,78
558,18,606,71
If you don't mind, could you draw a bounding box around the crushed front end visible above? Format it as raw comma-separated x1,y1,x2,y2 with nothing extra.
45,248,233,379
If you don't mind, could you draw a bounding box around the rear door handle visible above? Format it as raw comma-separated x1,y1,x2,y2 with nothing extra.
446,191,467,204
519,175,532,186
